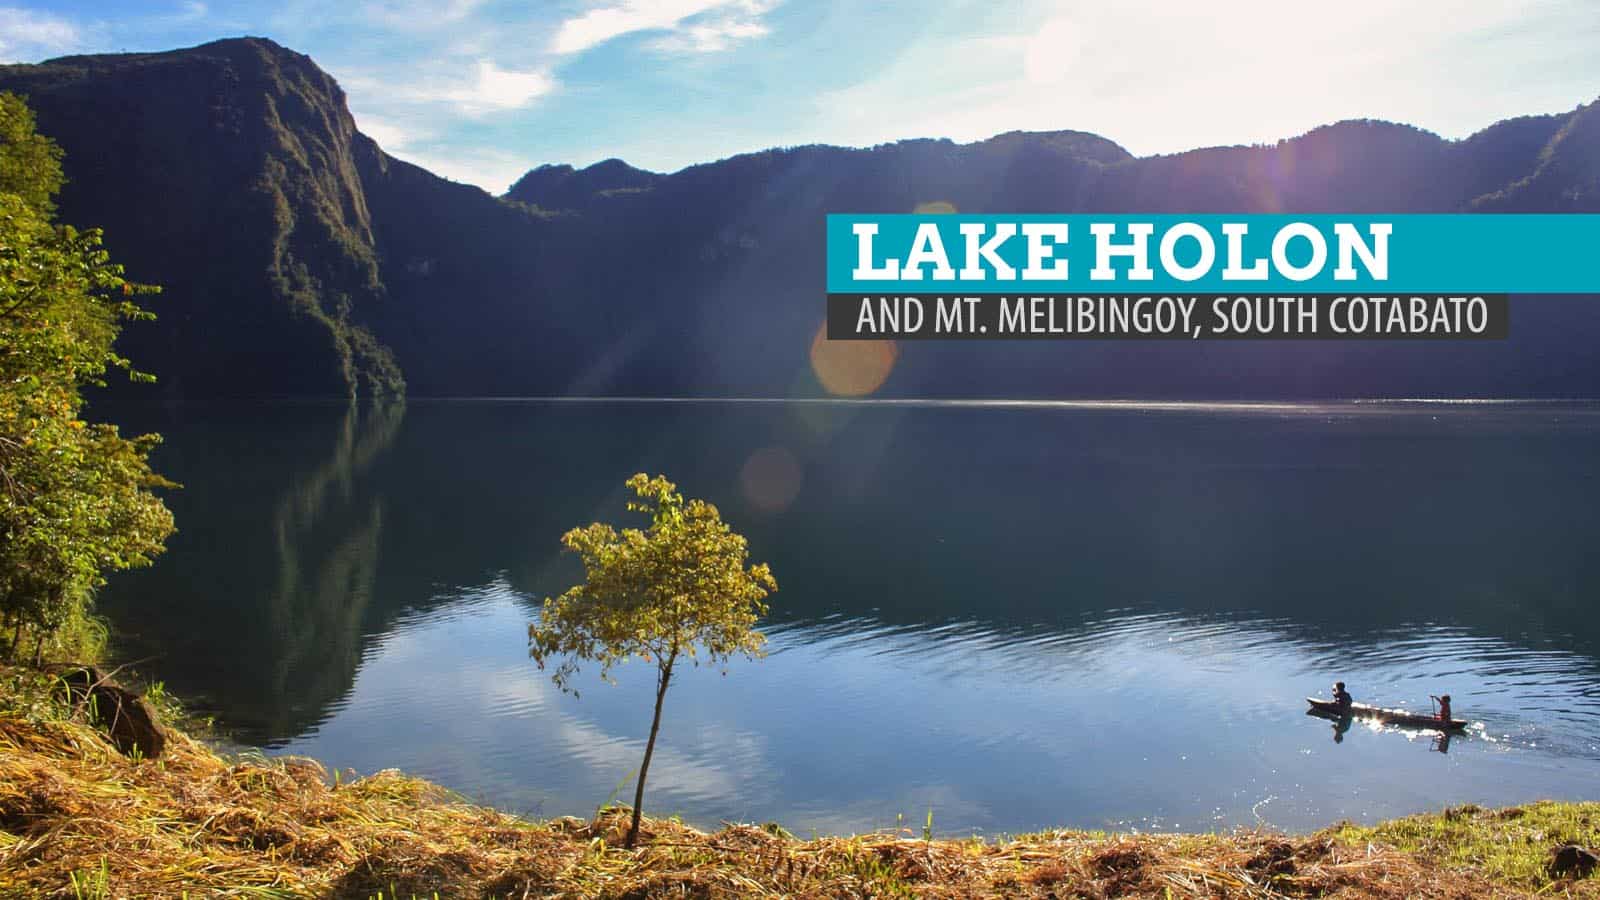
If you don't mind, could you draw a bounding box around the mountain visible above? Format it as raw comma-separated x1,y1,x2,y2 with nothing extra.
506,158,662,210
1,37,1598,402
0,38,404,401
1474,102,1600,211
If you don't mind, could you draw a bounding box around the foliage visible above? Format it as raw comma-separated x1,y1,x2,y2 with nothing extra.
529,473,775,847
529,473,774,689
0,91,174,662
0,38,407,399
0,94,61,214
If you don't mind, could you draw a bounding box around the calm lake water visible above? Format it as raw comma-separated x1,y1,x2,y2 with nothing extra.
99,399,1600,836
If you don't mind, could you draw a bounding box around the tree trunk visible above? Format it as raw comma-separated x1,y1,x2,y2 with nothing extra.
626,652,675,849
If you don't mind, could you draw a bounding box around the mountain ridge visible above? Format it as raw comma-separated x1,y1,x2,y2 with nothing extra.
2,36,1598,401
0,36,403,401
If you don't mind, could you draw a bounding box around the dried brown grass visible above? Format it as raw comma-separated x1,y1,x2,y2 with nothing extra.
0,703,1594,898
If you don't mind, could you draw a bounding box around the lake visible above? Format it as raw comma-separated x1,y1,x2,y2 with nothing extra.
98,399,1600,836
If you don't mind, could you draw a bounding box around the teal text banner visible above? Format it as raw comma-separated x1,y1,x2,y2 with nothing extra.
825,214,1600,294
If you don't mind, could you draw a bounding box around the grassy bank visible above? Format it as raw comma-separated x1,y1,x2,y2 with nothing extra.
0,666,1596,898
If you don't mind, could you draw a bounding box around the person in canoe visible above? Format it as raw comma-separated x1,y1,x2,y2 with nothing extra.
1431,693,1452,723
1332,681,1353,711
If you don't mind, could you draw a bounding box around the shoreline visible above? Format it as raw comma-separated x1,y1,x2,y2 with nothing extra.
1,666,1595,898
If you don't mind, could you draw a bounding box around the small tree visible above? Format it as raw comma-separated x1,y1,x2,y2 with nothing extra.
529,473,775,849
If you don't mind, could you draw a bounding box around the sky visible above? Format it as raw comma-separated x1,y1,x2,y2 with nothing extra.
2,1,1598,194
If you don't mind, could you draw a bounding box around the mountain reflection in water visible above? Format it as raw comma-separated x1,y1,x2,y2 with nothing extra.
99,399,1600,834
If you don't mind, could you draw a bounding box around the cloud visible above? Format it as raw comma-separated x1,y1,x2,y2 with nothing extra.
267,1,778,193
360,0,484,30
551,0,774,55
173,1,208,23
352,113,427,152
651,15,769,54
345,59,554,116
349,103,533,192
387,146,531,195
443,59,554,113
479,668,760,807
806,0,1599,159
0,7,82,61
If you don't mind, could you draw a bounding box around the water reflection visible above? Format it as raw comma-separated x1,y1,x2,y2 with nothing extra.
97,400,1600,832
261,401,404,735
1330,715,1351,744
276,589,1600,835
1305,706,1458,752
102,401,404,739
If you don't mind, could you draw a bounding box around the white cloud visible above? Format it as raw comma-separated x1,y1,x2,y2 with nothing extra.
552,0,774,55
387,145,532,194
479,668,758,807
352,113,427,152
0,7,82,61
806,0,1600,158
1020,18,1080,86
348,96,531,191
360,0,484,30
345,59,554,117
444,59,554,113
652,16,769,54
174,1,208,23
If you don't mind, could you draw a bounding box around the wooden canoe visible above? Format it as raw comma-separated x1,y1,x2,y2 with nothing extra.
1306,697,1467,731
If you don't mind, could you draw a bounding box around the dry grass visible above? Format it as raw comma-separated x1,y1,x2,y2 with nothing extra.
0,669,1596,897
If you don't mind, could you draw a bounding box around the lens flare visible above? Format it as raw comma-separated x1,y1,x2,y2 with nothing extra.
809,323,897,397
739,446,802,513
